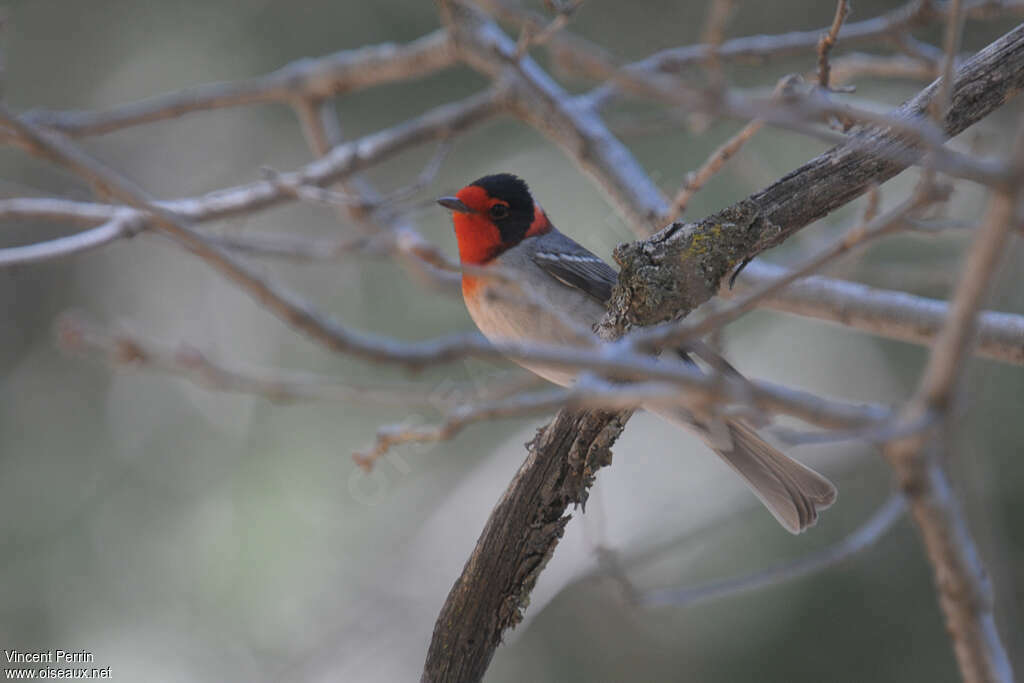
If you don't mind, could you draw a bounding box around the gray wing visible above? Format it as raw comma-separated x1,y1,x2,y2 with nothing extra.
530,230,618,304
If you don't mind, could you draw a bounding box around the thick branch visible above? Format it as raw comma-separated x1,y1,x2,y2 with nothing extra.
606,23,1024,332
423,15,1023,683
422,407,629,683
3,8,1016,680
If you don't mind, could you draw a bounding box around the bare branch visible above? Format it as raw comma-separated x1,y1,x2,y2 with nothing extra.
624,0,1022,76
17,31,455,137
932,0,967,122
290,94,460,291
355,369,892,468
422,12,1024,681
440,0,668,234
817,0,851,89
422,405,630,683
57,315,468,406
164,90,499,223
700,0,737,85
917,186,1022,405
0,101,497,368
12,196,1020,370
3,110,897,449
828,51,940,84
664,118,763,221
630,188,939,352
734,261,1024,366
0,91,498,267
605,23,1024,335
588,42,1008,188
884,129,1024,682
0,210,144,266
512,0,580,58
355,387,572,468
3,8,1020,681
642,494,906,608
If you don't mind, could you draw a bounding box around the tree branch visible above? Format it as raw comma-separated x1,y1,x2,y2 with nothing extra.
604,22,1024,334
735,261,1024,366
0,209,144,266
642,493,906,608
623,0,1022,75
883,125,1023,682
422,13,1023,683
6,195,1023,366
2,7,1019,680
16,30,455,137
439,0,668,234
422,407,630,683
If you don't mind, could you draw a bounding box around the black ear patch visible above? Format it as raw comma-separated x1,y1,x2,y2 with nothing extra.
470,173,536,245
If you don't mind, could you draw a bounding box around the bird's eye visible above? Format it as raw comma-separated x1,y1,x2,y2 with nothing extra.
489,204,509,220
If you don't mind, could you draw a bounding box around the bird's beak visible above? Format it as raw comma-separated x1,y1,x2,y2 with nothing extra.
437,196,473,213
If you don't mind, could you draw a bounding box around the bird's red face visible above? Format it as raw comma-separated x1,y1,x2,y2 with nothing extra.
439,174,551,265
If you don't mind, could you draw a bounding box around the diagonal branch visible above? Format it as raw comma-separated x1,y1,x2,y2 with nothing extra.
422,406,630,683
423,12,1024,683
605,22,1024,333
0,91,499,266
439,0,668,234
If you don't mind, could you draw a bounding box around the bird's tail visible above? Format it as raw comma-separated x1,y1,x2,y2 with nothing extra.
645,404,837,534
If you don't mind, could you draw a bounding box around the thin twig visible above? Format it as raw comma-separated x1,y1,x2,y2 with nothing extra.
817,0,851,89
0,211,144,266
642,494,907,608
932,0,966,122
16,31,456,138
589,43,1011,189
700,0,736,86
513,0,579,58
664,119,763,221
622,0,1018,76
440,0,669,234
355,388,572,468
57,316,470,406
0,92,499,268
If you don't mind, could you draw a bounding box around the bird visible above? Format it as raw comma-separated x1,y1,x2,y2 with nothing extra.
438,173,836,533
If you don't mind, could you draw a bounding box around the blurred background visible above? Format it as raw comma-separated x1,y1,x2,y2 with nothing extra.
2,1,1022,681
